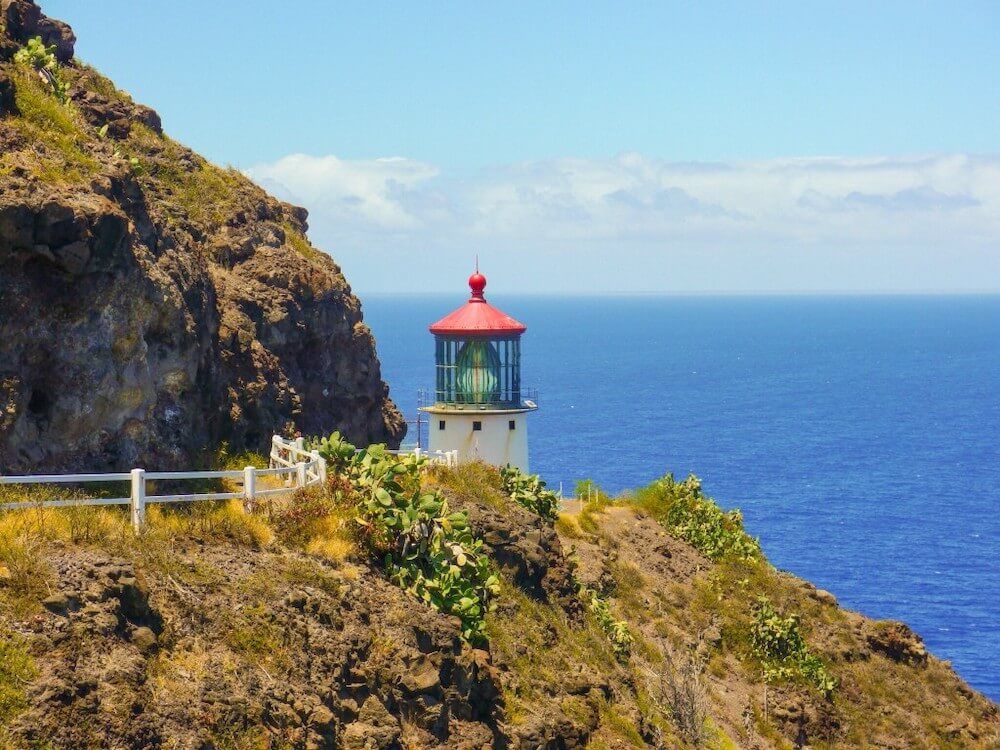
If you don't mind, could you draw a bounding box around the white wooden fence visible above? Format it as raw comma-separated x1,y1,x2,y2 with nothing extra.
0,436,458,530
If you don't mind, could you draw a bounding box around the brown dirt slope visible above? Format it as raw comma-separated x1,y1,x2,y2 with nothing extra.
0,0,404,473
555,503,998,749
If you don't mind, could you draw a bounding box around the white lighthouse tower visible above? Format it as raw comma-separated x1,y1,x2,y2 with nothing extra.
419,268,537,471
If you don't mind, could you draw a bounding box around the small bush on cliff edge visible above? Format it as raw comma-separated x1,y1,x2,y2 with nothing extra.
13,36,68,102
500,465,560,520
633,473,761,562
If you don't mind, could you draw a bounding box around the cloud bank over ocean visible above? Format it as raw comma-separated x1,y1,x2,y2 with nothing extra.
246,153,1000,293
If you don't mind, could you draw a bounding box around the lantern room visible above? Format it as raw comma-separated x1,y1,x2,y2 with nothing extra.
420,269,537,470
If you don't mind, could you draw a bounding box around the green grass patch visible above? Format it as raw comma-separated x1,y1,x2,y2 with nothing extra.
222,603,288,668
4,67,99,183
0,632,36,726
281,221,324,263
127,124,246,227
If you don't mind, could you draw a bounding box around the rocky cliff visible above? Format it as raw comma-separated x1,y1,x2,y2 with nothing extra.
0,0,405,473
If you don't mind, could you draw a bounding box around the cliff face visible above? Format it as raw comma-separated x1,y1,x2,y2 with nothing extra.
0,0,405,472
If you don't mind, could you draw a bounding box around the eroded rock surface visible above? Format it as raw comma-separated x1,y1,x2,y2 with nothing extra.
6,547,502,749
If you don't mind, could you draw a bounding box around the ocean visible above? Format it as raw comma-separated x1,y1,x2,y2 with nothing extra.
363,294,1000,700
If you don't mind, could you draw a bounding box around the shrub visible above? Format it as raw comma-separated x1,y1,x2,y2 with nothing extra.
750,596,836,696
575,479,612,505
314,432,500,644
500,465,560,520
570,572,632,662
270,482,357,563
655,654,709,748
633,473,761,562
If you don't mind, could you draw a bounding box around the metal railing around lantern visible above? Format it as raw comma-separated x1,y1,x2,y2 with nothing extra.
418,387,539,409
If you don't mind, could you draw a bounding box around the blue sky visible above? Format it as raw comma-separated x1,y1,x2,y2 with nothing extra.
48,1,1000,293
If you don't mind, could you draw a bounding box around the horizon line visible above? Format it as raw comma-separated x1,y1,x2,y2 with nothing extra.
358,289,1000,298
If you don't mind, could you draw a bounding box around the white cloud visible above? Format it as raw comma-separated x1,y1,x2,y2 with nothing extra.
246,154,441,230
244,152,1000,292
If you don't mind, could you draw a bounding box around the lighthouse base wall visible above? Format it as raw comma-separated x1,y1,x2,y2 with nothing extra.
427,411,530,472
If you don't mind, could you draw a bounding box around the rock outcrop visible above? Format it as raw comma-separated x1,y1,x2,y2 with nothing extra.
6,547,501,749
0,0,404,472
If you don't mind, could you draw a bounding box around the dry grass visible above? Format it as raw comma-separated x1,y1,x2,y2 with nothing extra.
423,462,510,514
555,512,584,538
147,501,274,549
0,632,35,726
486,583,617,724
127,123,248,227
268,484,358,564
577,499,610,535
0,494,132,615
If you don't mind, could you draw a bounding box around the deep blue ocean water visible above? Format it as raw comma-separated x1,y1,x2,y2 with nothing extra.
363,294,1000,700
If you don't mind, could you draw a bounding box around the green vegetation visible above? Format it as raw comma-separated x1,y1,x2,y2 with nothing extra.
634,473,761,562
4,66,98,183
282,221,324,263
222,602,288,668
13,36,68,102
575,478,612,505
126,123,245,227
0,632,36,727
485,583,620,724
500,464,560,520
750,595,837,696
581,582,633,662
314,432,500,644
425,461,509,513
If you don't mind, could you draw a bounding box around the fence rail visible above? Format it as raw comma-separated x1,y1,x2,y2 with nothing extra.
0,436,458,529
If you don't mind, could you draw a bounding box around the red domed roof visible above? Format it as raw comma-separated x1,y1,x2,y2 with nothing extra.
429,271,527,337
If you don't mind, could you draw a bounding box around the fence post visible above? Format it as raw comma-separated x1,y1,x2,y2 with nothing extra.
268,435,278,469
130,468,146,530
243,466,256,511
312,450,326,484
296,461,307,488
414,446,421,461
295,436,305,452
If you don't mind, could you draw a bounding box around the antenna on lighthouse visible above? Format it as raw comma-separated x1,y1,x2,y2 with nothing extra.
475,254,479,274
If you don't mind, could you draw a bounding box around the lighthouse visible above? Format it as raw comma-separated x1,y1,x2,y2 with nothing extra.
420,269,537,471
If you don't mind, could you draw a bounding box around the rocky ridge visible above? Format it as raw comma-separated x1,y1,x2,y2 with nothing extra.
0,0,404,473
0,466,996,749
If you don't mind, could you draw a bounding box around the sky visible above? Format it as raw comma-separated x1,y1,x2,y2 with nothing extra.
48,0,1000,294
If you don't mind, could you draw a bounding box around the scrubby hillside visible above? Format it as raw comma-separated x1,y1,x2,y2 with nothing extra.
0,0,404,473
0,443,995,749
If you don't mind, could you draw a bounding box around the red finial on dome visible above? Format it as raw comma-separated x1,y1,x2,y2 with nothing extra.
468,270,487,299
